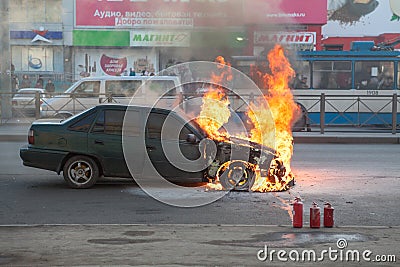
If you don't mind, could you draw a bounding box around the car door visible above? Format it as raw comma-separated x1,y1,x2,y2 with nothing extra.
87,108,132,177
145,111,204,182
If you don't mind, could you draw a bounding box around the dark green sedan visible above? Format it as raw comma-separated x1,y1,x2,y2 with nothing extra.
20,104,279,190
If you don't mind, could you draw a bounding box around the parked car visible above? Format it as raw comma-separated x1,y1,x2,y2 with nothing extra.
20,104,282,190
40,76,183,119
12,88,46,116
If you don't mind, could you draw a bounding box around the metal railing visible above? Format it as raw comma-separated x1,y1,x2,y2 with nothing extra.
1,92,399,134
296,93,399,134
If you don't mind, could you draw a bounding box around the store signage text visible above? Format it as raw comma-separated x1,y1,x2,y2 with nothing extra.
130,31,190,47
254,32,316,45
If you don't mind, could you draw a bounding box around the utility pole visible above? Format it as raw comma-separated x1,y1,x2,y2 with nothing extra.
0,0,12,119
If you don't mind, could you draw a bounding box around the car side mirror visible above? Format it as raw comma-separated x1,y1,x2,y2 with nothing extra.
186,134,198,144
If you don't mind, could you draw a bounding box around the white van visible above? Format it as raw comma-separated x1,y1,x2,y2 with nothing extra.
40,75,183,118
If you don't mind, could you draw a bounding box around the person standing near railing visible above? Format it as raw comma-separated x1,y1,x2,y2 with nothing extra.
20,74,31,88
45,79,55,96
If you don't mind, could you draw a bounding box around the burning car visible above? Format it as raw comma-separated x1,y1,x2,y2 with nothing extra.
19,104,288,190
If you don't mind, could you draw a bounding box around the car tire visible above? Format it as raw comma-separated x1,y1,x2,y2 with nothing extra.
218,161,255,191
63,155,99,189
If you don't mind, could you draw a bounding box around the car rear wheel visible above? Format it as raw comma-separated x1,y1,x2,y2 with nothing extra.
63,155,99,189
218,161,255,191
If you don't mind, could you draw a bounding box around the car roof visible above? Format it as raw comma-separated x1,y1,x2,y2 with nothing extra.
96,103,174,113
17,88,45,92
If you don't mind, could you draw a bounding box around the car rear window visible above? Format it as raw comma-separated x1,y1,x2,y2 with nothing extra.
68,112,97,132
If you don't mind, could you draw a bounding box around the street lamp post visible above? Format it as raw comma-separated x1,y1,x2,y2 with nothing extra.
0,0,12,119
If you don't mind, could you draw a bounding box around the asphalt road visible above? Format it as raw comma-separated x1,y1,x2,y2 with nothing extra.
0,142,399,226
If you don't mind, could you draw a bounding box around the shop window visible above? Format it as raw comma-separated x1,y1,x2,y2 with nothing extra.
12,46,55,72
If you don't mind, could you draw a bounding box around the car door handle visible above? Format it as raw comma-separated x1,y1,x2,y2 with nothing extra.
146,145,156,151
94,140,104,145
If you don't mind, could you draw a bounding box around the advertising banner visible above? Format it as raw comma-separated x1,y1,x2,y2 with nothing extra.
75,0,327,28
325,0,400,37
75,0,241,28
243,0,327,24
74,48,157,78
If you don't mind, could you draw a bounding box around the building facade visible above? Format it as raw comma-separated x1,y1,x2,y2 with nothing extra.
9,0,327,87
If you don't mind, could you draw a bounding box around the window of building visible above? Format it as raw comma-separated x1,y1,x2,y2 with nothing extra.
12,46,55,72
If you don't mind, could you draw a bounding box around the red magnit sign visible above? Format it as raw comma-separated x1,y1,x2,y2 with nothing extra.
75,0,326,28
254,32,316,45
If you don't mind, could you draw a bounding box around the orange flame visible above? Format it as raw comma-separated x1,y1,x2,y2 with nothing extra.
201,48,298,192
250,45,298,192
195,56,233,142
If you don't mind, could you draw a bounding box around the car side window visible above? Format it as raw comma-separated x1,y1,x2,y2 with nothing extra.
144,80,177,96
105,80,142,97
92,110,124,135
146,112,191,140
68,112,97,132
74,81,100,97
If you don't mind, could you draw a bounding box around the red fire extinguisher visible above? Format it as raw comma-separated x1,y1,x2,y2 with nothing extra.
293,197,303,228
324,202,334,228
310,202,320,228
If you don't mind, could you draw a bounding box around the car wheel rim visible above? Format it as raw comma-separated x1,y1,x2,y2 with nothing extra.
219,162,252,190
68,160,93,185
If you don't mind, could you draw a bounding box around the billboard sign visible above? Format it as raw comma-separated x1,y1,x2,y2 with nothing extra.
75,0,241,28
243,0,327,24
324,0,400,36
75,0,327,28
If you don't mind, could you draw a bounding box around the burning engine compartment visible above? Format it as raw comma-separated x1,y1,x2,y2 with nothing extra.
203,136,290,192
190,45,298,192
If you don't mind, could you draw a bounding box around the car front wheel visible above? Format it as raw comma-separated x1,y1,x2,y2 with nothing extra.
63,155,99,189
218,161,255,191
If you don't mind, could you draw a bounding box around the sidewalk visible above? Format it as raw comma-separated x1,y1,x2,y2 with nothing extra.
1,224,398,266
1,122,399,143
